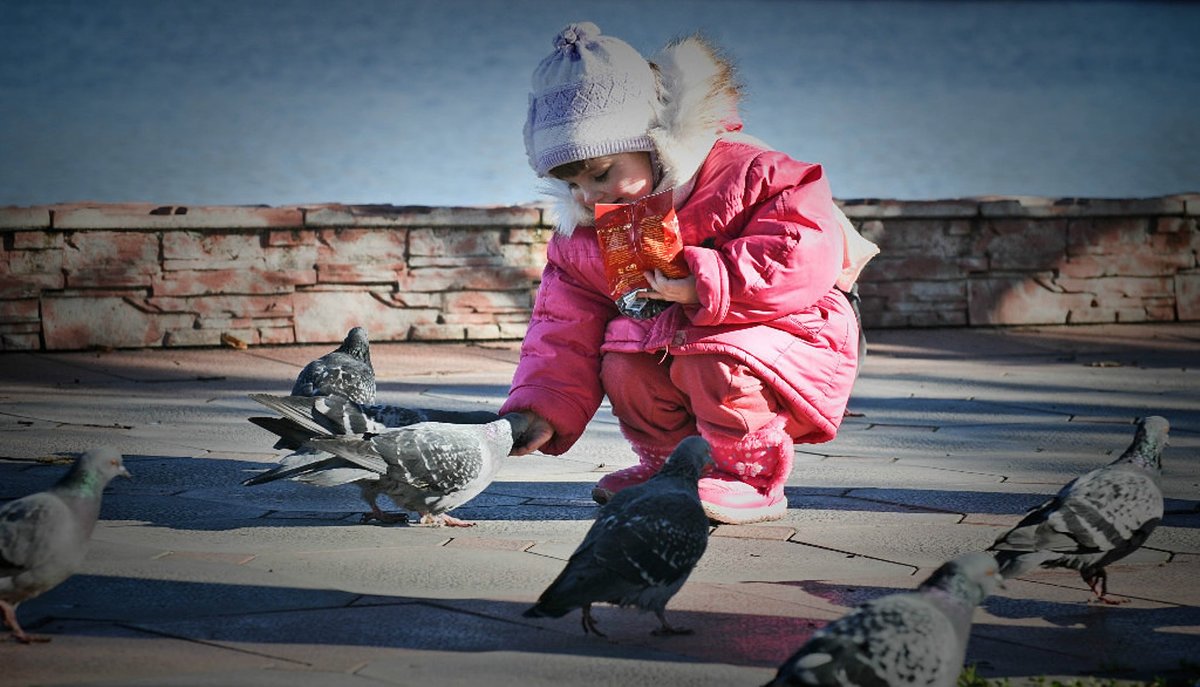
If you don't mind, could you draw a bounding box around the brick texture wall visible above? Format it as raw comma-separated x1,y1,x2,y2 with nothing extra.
1,195,1197,351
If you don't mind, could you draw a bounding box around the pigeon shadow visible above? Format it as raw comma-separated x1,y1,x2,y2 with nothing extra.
19,574,816,669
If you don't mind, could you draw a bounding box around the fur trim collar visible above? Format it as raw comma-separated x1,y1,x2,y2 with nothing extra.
541,34,743,236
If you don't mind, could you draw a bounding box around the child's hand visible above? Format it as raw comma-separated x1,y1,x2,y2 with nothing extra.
640,270,699,304
510,410,554,456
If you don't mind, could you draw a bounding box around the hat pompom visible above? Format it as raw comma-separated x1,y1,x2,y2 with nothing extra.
554,22,601,53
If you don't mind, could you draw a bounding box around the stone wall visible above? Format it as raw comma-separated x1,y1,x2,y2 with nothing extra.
1,195,1197,351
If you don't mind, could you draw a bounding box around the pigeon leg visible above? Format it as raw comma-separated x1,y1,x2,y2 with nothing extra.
2,601,48,644
419,513,476,527
359,495,410,525
1085,568,1127,605
580,604,606,637
651,610,693,636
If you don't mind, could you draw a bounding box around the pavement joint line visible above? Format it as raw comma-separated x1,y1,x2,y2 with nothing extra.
118,622,315,666
781,538,922,575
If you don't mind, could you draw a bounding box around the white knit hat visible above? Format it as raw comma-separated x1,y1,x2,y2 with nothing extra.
523,22,659,177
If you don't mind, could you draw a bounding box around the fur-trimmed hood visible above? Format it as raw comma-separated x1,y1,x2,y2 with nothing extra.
540,34,750,236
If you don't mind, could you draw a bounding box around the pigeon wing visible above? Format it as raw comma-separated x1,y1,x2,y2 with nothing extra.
994,464,1162,555
0,493,77,584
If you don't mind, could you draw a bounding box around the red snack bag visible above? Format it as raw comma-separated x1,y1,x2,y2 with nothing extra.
594,190,688,319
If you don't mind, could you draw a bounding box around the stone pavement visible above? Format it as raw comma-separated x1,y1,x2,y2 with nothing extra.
1,323,1198,687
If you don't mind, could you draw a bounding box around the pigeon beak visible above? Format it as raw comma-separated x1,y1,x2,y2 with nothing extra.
119,466,133,479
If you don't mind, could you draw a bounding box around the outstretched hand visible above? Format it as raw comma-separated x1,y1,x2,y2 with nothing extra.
510,410,554,456
639,270,698,304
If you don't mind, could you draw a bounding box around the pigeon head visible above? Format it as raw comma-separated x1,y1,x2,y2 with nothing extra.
918,552,1003,606
1119,415,1169,472
656,436,712,482
338,327,372,363
59,446,132,495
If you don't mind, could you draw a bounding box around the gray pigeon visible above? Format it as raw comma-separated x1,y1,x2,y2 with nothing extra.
252,413,530,527
1,447,131,643
247,393,500,452
988,415,1169,604
244,393,501,523
763,552,1003,687
290,326,376,405
523,435,711,637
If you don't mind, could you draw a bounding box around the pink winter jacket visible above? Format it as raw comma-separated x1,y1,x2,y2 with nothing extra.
499,139,861,454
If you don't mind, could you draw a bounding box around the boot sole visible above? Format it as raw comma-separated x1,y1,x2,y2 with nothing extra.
702,498,787,525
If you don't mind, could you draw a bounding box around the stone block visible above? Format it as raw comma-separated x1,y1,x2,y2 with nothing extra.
291,291,437,343
0,298,38,323
408,255,506,269
162,230,263,265
836,198,979,219
3,245,63,276
408,228,502,257
866,219,973,257
500,243,550,268
61,231,159,287
1055,276,1172,300
1177,272,1200,320
40,295,191,350
0,271,64,298
53,204,303,229
980,219,1067,269
145,294,292,319
979,196,1184,218
967,275,1094,326
1067,306,1120,324
396,266,541,293
315,263,403,284
313,227,408,263
0,330,40,350
161,327,223,347
441,290,532,313
0,207,51,230
11,231,62,250
506,227,551,244
1066,217,1152,256
257,326,296,345
153,267,316,297
410,323,467,340
860,255,965,281
266,228,317,246
303,204,540,228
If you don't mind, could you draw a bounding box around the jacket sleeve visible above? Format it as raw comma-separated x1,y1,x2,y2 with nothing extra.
499,238,613,455
683,151,844,326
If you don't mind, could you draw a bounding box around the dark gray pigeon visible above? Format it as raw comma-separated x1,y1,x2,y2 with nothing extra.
1,447,131,643
523,435,711,637
290,326,376,405
251,412,530,527
988,415,1169,603
763,552,1003,687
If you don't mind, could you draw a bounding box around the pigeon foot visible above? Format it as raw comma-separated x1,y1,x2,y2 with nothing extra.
360,509,410,525
580,605,606,637
420,513,476,527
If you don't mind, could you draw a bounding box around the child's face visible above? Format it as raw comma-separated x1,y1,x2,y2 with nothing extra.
557,152,655,213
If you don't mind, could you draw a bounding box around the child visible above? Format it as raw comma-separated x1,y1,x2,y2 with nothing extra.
500,22,878,524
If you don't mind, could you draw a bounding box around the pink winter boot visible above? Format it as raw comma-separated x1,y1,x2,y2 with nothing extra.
700,419,794,524
591,442,674,505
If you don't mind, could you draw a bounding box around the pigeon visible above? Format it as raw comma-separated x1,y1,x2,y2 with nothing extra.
988,415,1169,604
523,435,711,637
244,393,502,523
1,447,131,643
246,393,500,452
289,326,376,405
249,412,530,527
762,552,1003,687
